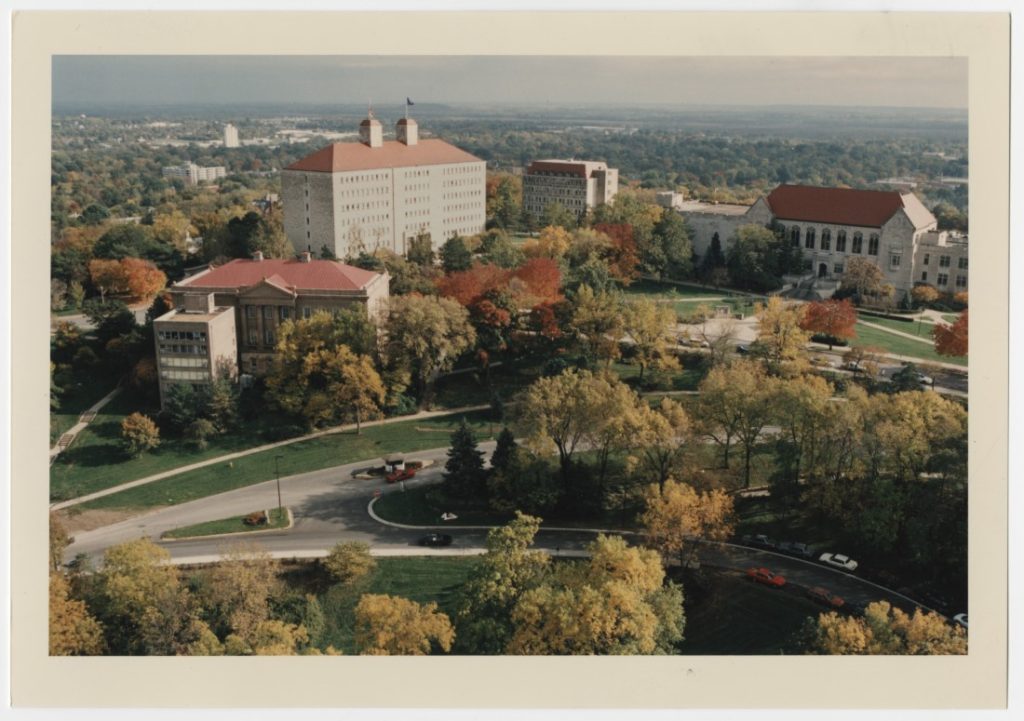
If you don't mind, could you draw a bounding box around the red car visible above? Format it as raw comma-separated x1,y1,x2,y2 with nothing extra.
746,567,786,588
806,586,845,609
386,467,417,483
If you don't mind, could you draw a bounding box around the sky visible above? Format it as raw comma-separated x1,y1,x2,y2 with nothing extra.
52,55,967,109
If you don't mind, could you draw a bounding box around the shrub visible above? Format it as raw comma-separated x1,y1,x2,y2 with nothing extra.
243,511,268,527
121,412,160,458
386,393,418,417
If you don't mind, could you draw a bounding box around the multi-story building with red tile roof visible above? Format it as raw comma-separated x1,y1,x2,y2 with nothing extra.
281,112,486,259
154,251,389,406
681,184,967,299
522,159,619,222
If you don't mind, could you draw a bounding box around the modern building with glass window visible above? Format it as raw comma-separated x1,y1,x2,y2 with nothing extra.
281,112,486,259
681,184,967,300
153,251,389,408
522,159,619,222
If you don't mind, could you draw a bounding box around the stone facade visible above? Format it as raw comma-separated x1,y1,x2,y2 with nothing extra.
680,185,967,299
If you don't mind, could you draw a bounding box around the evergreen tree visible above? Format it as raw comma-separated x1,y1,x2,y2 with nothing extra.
441,234,473,273
406,232,434,267
319,244,336,260
443,418,486,500
489,427,519,476
699,232,726,279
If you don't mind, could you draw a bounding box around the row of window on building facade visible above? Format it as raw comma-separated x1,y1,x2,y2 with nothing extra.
786,226,880,255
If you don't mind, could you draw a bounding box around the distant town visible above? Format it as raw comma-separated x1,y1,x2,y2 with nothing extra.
49,99,968,657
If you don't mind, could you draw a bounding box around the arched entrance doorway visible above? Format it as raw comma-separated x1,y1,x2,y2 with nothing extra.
818,262,828,279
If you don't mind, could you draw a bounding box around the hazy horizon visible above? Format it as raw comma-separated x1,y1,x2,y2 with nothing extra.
53,56,967,111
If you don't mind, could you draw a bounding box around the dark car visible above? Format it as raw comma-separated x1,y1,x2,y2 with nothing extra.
418,533,453,547
741,533,776,550
736,344,751,355
777,541,814,559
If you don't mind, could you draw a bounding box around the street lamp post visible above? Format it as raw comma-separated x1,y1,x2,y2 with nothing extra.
274,455,283,516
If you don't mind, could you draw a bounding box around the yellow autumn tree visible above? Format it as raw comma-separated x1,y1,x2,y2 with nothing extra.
353,594,455,655
50,572,104,656
809,601,966,655
640,479,735,568
523,225,572,260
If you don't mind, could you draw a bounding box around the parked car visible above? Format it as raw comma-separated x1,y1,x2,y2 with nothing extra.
914,370,935,386
843,360,862,372
806,586,845,609
740,533,776,550
735,344,751,355
777,541,814,559
687,337,711,348
746,567,786,587
418,533,453,547
818,552,858,572
386,467,417,483
953,613,968,629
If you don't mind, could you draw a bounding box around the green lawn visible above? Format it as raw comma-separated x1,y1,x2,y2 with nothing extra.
79,411,496,511
432,358,543,410
677,570,820,654
942,314,960,324
851,322,967,366
373,484,514,526
858,314,937,338
162,507,290,539
50,392,308,502
50,381,119,445
622,278,735,300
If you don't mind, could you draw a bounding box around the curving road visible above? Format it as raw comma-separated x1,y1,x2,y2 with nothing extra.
66,442,943,619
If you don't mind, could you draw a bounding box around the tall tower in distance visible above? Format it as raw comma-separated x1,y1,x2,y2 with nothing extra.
223,123,240,148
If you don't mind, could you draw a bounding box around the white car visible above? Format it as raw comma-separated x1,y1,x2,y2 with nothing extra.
818,552,858,572
953,613,968,629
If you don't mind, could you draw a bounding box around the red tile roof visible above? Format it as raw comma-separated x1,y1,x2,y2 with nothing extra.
766,185,910,228
285,138,482,173
177,258,381,293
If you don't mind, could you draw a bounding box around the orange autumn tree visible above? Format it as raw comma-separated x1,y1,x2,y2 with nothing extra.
510,257,562,307
593,223,640,284
933,309,968,357
88,259,129,301
121,257,167,302
435,263,510,306
799,298,858,350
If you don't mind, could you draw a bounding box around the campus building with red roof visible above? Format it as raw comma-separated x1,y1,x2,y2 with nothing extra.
154,252,389,406
281,112,486,258
681,184,967,300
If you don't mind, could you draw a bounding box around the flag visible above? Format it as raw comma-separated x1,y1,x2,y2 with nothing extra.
406,97,415,106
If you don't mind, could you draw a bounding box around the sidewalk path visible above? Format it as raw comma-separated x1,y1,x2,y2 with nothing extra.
50,403,489,510
49,385,123,463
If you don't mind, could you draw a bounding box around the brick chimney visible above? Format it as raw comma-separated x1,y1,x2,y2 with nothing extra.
252,250,264,261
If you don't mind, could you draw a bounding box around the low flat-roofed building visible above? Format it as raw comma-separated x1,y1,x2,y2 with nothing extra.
154,292,238,407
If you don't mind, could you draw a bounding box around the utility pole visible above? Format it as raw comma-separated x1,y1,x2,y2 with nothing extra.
274,455,284,516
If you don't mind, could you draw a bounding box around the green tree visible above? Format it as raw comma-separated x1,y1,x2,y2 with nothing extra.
120,412,160,457
648,208,694,279
726,223,802,292
699,232,727,281
443,418,487,500
385,294,476,408
406,232,434,267
454,513,551,654
440,234,473,273
540,201,577,230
